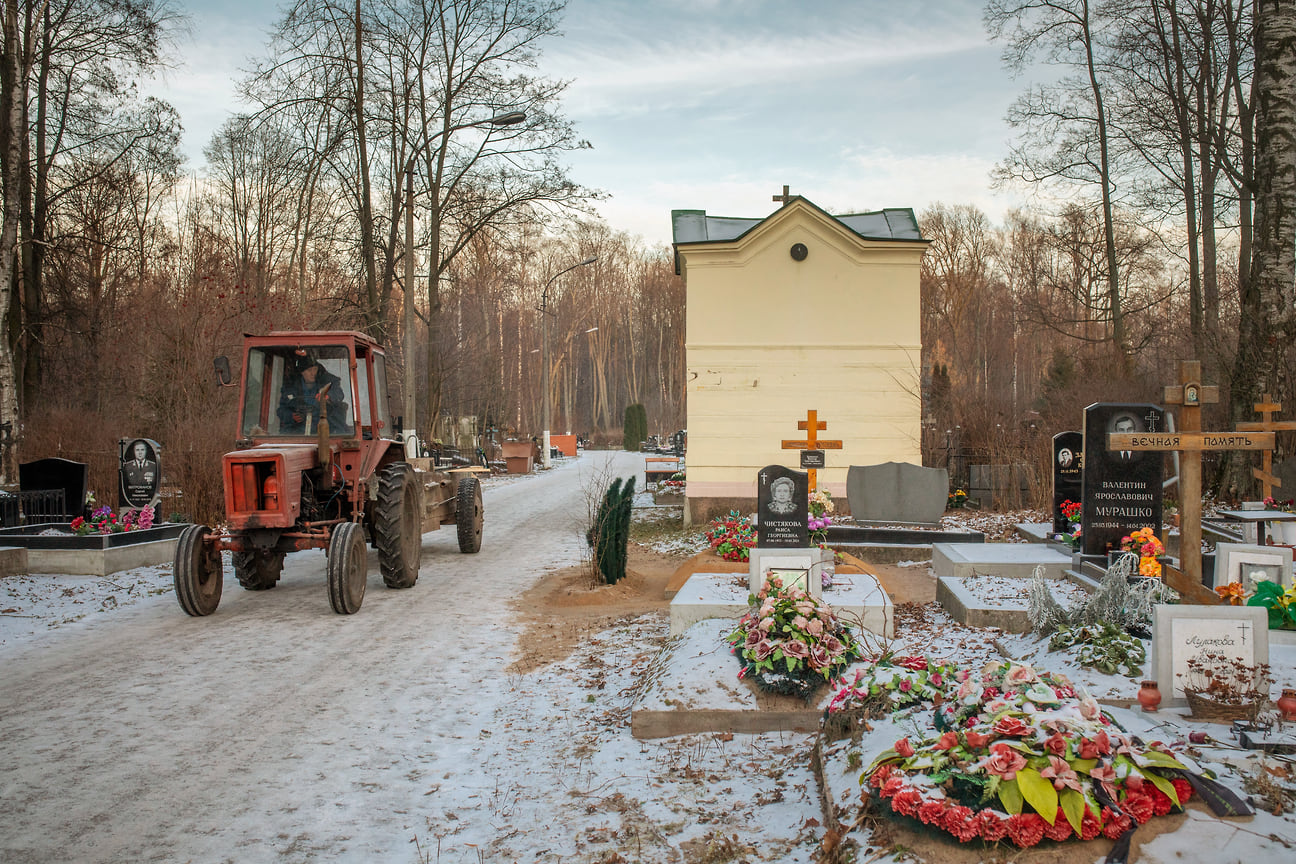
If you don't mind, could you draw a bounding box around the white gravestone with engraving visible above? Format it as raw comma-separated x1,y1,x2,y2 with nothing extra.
1151,604,1270,705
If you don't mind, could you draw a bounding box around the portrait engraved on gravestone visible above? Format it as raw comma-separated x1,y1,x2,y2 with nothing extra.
1052,431,1084,535
756,464,808,548
119,437,162,509
1081,403,1164,556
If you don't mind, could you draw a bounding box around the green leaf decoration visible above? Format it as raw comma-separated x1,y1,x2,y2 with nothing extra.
1142,769,1180,806
1059,788,1086,835
1015,767,1059,824
1135,750,1187,771
1070,758,1098,775
997,777,1024,815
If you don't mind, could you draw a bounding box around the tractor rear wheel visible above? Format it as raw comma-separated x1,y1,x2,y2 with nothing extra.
233,549,284,590
456,476,483,553
327,522,367,614
375,462,421,589
174,524,222,616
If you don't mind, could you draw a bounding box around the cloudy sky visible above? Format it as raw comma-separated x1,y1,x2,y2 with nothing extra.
154,0,1038,246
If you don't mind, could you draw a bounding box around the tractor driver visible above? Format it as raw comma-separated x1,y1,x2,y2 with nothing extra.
278,357,348,434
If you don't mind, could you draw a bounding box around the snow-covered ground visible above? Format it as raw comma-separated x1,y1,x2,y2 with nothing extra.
3,455,1293,863
0,451,824,863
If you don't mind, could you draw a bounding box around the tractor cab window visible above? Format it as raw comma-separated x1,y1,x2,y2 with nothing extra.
354,352,391,440
242,345,356,437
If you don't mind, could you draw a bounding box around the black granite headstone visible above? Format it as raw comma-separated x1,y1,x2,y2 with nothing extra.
756,464,808,548
119,437,162,509
18,457,88,521
1052,431,1084,534
1080,403,1164,555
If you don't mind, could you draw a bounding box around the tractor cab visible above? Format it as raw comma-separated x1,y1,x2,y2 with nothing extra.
235,332,393,444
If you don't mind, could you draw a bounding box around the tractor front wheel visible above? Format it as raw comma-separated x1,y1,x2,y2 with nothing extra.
327,522,367,614
233,549,284,591
375,462,421,589
174,525,223,616
456,476,483,554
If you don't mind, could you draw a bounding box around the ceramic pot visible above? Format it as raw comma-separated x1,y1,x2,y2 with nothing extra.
1137,680,1162,712
1278,688,1296,722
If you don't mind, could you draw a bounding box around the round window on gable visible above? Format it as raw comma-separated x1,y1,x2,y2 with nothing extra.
790,243,808,261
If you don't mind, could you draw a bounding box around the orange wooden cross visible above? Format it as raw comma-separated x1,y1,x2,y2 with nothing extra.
781,409,842,492
1236,394,1296,499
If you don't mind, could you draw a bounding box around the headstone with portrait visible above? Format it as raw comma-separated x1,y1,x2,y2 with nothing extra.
1080,403,1164,556
118,437,162,511
750,464,830,598
1052,431,1083,535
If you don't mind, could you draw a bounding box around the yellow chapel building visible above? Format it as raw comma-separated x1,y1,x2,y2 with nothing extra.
672,195,929,525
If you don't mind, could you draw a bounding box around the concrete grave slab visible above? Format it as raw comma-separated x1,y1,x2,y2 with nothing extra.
932,542,1073,580
668,571,892,638
847,462,948,524
0,545,28,578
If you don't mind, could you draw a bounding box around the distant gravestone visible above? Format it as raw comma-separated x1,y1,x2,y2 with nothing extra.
1081,403,1164,556
118,437,162,510
847,462,948,524
1052,431,1084,534
18,458,88,521
756,464,808,548
1274,455,1296,504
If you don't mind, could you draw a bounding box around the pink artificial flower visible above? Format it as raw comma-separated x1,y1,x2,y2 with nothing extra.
782,640,809,659
792,615,809,631
1040,755,1082,792
751,639,776,661
808,644,830,670
1005,665,1038,686
984,743,1027,780
900,656,929,671
805,618,824,637
993,716,1030,737
898,678,913,693
1044,733,1068,757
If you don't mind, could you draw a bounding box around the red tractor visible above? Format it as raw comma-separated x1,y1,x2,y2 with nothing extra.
173,330,484,616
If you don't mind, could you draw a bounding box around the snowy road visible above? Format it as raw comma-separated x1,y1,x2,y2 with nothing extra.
0,451,824,863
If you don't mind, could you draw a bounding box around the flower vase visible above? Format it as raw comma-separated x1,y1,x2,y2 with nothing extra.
1137,681,1162,712
1278,521,1296,545
1278,688,1296,722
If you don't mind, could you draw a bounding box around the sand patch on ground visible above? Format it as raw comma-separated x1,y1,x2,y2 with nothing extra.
508,542,679,673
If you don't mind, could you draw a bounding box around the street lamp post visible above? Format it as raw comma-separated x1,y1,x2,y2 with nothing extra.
401,109,526,458
539,256,597,468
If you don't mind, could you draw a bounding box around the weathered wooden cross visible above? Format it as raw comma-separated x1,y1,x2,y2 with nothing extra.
1108,360,1275,604
772,184,795,207
781,409,842,493
1235,393,1296,499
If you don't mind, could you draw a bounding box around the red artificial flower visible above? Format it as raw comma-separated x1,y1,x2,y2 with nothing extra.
1044,733,1068,756
984,686,1001,699
1101,807,1131,840
985,743,1027,780
1123,792,1154,824
1080,808,1103,841
1171,778,1193,806
1094,730,1112,755
918,800,947,825
1006,813,1046,847
964,730,990,749
935,731,960,751
943,805,978,842
1150,792,1181,818
1077,736,1100,760
880,776,906,799
994,716,1031,737
870,764,893,788
977,809,1008,842
900,655,929,671
891,788,922,817
1044,808,1074,842
894,737,915,758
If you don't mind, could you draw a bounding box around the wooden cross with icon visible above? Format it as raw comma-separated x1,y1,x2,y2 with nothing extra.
1235,394,1296,499
1108,360,1275,603
772,185,795,207
781,409,842,492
